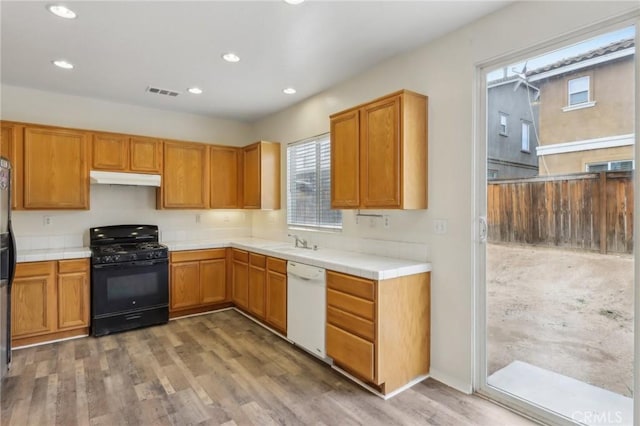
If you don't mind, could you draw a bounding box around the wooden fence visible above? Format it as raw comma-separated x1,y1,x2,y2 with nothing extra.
487,171,633,254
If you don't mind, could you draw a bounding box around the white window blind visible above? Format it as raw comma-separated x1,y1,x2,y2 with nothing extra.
568,76,589,105
287,134,342,229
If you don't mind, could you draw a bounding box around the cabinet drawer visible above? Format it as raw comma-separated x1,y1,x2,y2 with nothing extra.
232,249,248,262
326,324,374,382
15,261,56,278
249,253,266,268
266,257,286,274
327,289,375,321
58,259,89,273
171,249,225,263
327,271,375,301
327,306,374,341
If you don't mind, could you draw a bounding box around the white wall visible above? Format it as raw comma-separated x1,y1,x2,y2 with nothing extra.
0,84,254,145
250,1,640,392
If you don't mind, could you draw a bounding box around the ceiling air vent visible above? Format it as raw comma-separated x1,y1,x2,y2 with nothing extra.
146,86,181,97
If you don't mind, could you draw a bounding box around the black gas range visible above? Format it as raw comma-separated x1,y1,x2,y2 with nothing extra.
90,225,169,336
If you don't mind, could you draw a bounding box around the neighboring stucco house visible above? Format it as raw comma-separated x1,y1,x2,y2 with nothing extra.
528,38,635,175
486,76,540,179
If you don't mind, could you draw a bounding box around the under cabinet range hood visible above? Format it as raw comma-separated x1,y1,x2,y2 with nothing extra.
90,171,161,187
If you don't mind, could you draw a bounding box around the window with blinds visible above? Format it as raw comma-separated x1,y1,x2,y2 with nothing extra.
287,134,342,230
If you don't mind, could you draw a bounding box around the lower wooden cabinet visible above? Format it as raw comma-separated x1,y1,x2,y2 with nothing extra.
12,259,90,346
231,249,249,309
265,257,287,334
248,253,266,319
326,270,431,396
170,249,227,315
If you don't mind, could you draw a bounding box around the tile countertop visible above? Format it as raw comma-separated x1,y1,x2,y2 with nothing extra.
167,237,432,281
17,247,92,263
16,237,432,281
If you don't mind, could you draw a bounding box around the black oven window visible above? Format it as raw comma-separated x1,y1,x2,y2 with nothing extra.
107,271,160,302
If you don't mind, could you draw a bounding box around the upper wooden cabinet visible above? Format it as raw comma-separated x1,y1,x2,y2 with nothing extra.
160,141,210,209
210,146,241,209
23,126,89,209
92,133,162,174
243,141,280,210
330,90,428,210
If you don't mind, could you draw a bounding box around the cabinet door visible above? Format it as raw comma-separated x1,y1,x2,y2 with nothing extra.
210,146,240,208
0,122,20,209
265,270,286,334
162,141,209,208
130,137,162,173
200,259,227,304
326,324,375,382
92,133,129,171
232,259,249,310
23,127,89,209
57,270,89,330
360,95,401,208
243,143,261,208
12,262,56,338
330,109,360,208
248,264,266,319
170,261,201,311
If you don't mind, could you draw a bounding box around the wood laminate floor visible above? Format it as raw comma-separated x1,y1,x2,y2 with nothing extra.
1,310,536,426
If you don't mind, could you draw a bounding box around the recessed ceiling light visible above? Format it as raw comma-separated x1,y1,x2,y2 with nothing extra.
52,59,74,69
222,53,240,63
187,87,203,95
283,0,305,4
283,87,297,95
47,5,77,19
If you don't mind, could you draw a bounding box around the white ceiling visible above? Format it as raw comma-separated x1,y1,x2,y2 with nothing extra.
1,1,510,122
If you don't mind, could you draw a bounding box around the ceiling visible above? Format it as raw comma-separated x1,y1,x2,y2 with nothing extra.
1,1,510,122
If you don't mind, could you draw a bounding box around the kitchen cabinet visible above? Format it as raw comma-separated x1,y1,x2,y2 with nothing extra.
0,121,21,209
330,90,428,210
248,253,266,319
57,259,90,331
92,133,162,174
210,145,241,208
160,141,209,209
326,269,431,395
12,259,90,347
243,141,280,210
231,249,249,310
23,126,89,209
265,257,287,334
170,249,227,315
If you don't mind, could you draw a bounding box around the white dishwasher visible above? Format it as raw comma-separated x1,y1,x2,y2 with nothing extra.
287,261,329,361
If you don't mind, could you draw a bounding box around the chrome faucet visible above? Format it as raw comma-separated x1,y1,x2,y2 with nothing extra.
288,233,310,249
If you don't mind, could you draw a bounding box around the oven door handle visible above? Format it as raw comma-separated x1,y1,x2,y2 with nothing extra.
93,259,168,269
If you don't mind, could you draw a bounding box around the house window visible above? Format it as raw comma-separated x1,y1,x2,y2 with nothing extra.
287,134,342,230
499,113,508,136
586,160,633,172
521,122,530,153
568,76,589,106
488,169,498,180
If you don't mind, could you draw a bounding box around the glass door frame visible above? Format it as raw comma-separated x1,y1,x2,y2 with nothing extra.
472,14,640,426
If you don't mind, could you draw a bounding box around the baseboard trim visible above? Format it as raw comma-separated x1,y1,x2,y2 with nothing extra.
13,333,88,350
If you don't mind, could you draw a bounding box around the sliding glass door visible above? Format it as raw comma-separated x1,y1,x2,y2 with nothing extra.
476,23,637,425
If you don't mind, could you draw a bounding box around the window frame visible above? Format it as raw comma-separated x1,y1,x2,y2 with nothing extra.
286,133,342,231
521,121,531,153
498,113,508,136
567,75,590,106
586,159,634,172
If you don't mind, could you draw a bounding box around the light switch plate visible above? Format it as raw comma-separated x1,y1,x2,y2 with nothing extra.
434,219,447,235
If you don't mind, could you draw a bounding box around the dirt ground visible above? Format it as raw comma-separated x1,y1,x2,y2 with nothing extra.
487,243,633,397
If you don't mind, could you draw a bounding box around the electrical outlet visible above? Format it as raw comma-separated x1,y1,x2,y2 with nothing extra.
43,215,52,226
195,214,201,224
383,215,390,229
434,219,448,235
223,214,230,223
